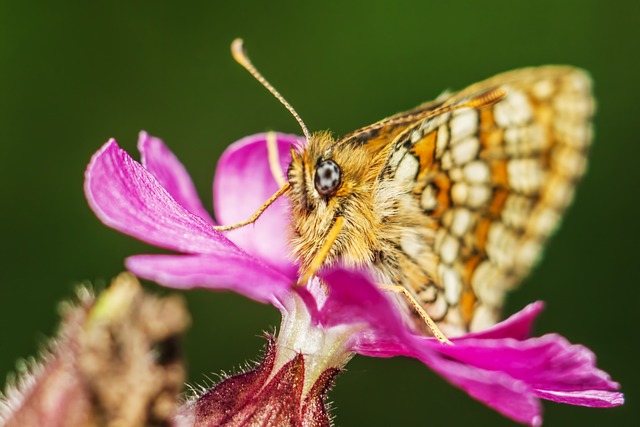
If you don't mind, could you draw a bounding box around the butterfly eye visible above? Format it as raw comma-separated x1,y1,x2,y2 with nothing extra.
314,159,341,197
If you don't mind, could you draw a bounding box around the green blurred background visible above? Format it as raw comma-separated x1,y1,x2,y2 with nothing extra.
1,1,637,425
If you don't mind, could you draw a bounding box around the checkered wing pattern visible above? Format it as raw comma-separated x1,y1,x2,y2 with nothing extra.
368,67,593,334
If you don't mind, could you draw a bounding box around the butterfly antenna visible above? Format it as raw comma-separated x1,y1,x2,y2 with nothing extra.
231,38,312,141
213,183,291,232
351,87,507,137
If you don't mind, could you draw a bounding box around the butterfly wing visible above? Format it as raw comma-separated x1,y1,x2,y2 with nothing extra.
361,66,593,334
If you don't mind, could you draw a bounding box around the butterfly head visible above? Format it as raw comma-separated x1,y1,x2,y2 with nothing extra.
287,131,385,270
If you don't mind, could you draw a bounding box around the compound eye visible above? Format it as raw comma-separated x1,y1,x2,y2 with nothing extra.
314,159,341,197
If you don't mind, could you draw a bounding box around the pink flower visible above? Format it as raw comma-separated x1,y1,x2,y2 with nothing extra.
85,132,297,306
85,132,623,426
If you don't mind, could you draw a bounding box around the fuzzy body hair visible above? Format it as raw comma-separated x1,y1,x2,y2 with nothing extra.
287,131,438,288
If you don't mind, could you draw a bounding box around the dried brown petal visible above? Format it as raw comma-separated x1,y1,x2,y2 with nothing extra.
1,273,190,427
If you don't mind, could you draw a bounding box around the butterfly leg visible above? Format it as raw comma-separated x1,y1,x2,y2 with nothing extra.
379,284,453,345
266,131,288,187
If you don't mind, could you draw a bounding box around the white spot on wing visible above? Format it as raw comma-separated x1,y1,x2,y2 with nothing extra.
464,160,491,183
494,89,533,127
439,234,459,264
529,207,560,237
554,120,590,148
394,152,419,184
411,130,423,143
471,261,505,307
435,124,449,158
507,159,546,194
486,222,517,268
425,291,448,320
421,185,438,211
448,167,463,182
532,79,554,100
470,304,498,331
504,126,546,156
440,265,462,304
553,92,593,120
551,146,587,178
451,183,468,205
450,208,473,236
543,175,575,209
450,109,478,142
451,137,480,165
467,185,491,208
516,239,542,271
502,194,533,230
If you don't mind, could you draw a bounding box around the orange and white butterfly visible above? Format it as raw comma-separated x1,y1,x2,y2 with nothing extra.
218,39,593,342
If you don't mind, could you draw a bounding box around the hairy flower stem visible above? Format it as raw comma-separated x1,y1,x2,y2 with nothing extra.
273,292,356,397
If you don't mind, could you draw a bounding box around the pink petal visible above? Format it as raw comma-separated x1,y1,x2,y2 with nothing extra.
137,131,215,224
85,140,237,255
465,301,544,341
313,268,425,355
214,133,301,274
430,334,621,392
419,350,543,426
314,268,623,425
126,253,292,305
534,389,624,407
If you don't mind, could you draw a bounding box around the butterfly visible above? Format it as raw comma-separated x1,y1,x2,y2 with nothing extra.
217,39,594,341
